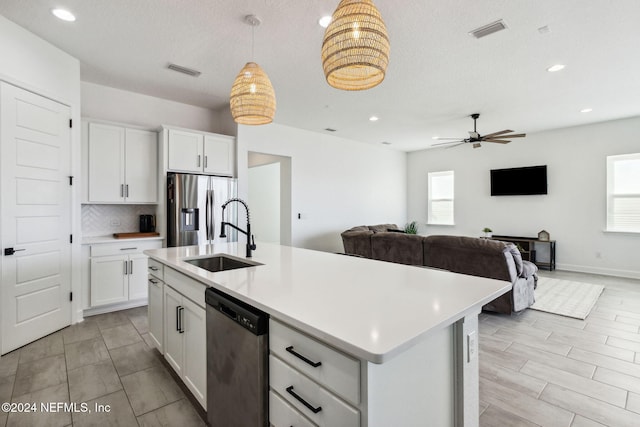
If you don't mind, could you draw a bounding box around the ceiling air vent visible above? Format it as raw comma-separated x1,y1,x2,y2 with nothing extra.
167,63,202,77
469,19,507,39
324,128,337,132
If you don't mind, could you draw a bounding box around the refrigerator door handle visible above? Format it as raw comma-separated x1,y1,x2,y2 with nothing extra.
210,189,216,241
205,189,211,241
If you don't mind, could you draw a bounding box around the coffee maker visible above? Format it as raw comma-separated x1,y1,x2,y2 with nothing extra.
139,215,155,233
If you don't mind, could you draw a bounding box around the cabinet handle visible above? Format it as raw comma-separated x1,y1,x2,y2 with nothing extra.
120,184,124,197
179,307,185,333
204,155,208,168
149,278,158,284
129,260,133,275
197,155,201,167
125,184,129,197
120,247,138,251
285,386,322,414
176,305,181,332
124,260,128,275
285,346,322,368
149,266,159,271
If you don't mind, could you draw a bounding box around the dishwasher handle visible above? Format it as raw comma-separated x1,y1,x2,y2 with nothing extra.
219,303,237,321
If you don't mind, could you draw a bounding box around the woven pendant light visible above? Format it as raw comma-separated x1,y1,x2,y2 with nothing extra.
230,15,276,125
321,0,390,91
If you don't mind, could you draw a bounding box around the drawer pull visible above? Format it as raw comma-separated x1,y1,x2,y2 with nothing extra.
120,247,138,251
286,386,322,414
286,346,322,368
149,279,158,284
149,266,159,271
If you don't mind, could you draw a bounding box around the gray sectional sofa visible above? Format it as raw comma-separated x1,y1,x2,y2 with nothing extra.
341,224,538,314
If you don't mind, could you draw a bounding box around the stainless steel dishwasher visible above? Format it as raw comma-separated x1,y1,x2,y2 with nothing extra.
205,287,268,427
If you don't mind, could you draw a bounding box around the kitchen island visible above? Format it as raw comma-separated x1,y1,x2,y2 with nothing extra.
145,242,511,427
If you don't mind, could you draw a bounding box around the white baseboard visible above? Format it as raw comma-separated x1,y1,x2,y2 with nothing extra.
82,298,148,318
556,263,640,280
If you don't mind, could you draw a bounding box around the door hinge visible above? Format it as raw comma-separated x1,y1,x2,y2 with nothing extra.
69,119,73,128
69,234,73,244
68,176,73,186
69,292,73,302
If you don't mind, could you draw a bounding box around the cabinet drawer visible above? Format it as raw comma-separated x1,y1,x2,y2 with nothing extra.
148,258,164,280
164,267,206,309
90,240,161,257
269,390,315,427
270,319,360,406
270,355,359,427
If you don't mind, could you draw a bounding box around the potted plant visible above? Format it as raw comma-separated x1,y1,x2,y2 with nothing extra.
404,221,418,234
482,227,493,238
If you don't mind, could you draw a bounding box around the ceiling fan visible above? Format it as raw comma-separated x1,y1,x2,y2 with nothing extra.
432,113,526,149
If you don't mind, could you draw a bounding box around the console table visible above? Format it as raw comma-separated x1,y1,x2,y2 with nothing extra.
491,235,556,271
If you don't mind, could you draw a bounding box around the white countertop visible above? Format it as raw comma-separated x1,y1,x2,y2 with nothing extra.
82,235,164,245
145,242,511,363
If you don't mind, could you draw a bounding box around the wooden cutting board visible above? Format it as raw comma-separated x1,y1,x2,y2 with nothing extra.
113,232,160,239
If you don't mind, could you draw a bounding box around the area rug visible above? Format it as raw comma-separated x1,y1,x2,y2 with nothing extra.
530,277,604,320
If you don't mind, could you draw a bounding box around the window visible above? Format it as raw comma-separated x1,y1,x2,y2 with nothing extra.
428,170,454,225
607,153,640,232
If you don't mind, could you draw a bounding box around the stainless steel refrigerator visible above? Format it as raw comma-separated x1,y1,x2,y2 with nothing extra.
167,172,237,247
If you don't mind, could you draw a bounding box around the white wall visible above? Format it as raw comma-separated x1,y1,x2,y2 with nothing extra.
248,162,281,244
238,124,407,253
0,15,83,325
81,81,223,133
408,116,640,279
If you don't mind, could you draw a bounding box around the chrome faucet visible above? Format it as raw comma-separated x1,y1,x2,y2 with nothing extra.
219,198,256,258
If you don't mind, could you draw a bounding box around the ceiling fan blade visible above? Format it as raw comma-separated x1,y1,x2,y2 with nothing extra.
445,142,466,149
433,137,465,140
481,129,513,139
493,133,526,139
484,139,511,144
432,140,463,147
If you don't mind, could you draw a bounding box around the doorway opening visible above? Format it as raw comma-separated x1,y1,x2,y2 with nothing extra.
247,152,292,246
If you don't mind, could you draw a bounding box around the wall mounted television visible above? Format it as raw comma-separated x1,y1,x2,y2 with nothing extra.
490,165,548,196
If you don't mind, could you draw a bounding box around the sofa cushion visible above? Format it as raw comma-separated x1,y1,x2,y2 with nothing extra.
424,235,512,282
341,230,374,258
371,233,425,266
368,223,402,233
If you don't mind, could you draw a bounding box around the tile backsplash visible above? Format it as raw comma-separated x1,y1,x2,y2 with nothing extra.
81,204,157,237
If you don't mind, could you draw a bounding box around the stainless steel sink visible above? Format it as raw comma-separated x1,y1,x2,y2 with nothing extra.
184,255,261,273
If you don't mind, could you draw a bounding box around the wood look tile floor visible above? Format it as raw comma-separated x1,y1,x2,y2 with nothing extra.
1,270,639,426
0,306,205,427
480,270,640,427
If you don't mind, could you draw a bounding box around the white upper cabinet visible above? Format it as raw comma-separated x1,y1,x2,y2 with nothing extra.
166,127,235,176
88,122,158,203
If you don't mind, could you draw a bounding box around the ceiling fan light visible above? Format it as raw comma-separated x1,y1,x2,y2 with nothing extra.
321,0,390,91
230,62,276,125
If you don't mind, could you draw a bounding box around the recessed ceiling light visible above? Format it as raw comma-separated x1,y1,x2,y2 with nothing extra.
318,16,332,28
580,108,593,113
369,116,379,122
51,8,76,22
547,64,565,72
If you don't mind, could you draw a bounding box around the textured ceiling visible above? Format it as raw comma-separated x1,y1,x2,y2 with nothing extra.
1,0,639,151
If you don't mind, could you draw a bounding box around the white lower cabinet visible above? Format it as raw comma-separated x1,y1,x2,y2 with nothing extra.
269,319,361,427
147,259,164,352
163,284,207,409
89,240,161,308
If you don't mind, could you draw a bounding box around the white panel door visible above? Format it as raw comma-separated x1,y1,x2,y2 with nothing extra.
90,255,128,306
125,128,157,203
203,135,234,176
1,82,72,354
167,129,203,172
182,297,207,409
88,123,125,202
127,253,149,300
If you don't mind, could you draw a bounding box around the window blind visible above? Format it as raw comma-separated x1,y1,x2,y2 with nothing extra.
428,171,454,225
607,153,640,232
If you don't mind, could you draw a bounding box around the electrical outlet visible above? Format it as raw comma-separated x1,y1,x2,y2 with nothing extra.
467,331,477,363
110,218,121,226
